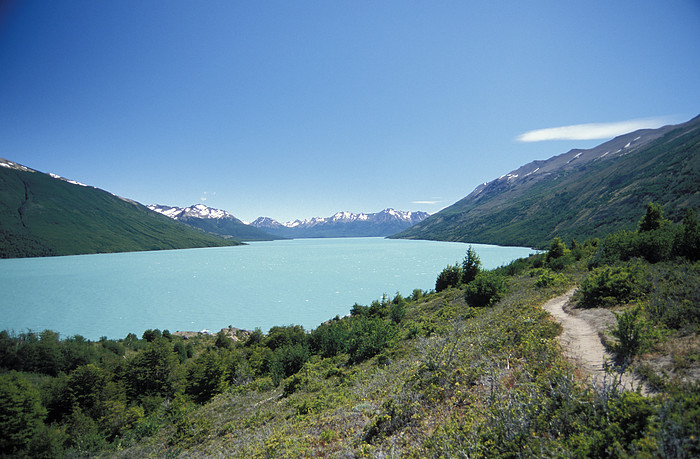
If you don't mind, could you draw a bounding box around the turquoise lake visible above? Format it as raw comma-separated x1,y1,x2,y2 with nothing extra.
0,238,534,340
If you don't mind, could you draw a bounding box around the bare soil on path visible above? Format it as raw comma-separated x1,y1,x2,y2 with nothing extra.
543,289,646,393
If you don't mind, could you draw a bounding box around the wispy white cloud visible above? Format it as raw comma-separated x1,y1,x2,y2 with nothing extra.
516,117,672,142
412,200,441,205
200,191,216,202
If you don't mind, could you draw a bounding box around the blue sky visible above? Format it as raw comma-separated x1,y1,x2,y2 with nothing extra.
1,1,698,222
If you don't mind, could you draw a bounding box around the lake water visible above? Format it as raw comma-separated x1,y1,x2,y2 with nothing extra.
0,238,534,340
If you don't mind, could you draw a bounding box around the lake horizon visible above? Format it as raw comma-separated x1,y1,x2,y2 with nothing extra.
0,237,535,341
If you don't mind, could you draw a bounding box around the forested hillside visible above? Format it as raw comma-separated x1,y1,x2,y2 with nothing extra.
394,116,700,248
0,159,240,258
2,204,698,457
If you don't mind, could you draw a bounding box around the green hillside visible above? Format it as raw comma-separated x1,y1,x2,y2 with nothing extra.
1,208,698,457
175,214,278,242
394,116,700,248
0,160,241,258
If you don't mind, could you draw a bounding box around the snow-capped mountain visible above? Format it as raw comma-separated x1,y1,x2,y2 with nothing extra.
251,209,429,238
463,121,680,205
149,204,234,221
0,158,241,258
148,204,278,241
394,115,700,247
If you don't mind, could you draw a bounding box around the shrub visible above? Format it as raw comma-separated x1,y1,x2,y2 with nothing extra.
124,338,178,400
310,319,350,358
214,330,232,349
612,305,654,360
464,272,508,307
436,264,462,292
185,349,230,403
269,344,310,385
578,264,649,308
638,202,668,232
535,269,568,288
141,329,162,342
632,227,677,263
593,230,636,266
282,373,306,397
546,237,568,262
389,299,406,324
346,317,397,364
645,261,700,331
674,208,700,261
0,372,47,454
264,325,307,351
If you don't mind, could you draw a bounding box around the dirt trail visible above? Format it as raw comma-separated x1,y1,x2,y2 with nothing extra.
543,289,645,393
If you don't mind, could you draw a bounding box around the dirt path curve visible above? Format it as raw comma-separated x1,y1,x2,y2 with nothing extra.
543,289,645,393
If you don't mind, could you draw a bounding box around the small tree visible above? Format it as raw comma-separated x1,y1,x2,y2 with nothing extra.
546,237,567,261
214,330,232,349
142,329,162,342
612,305,654,361
638,202,668,232
462,245,482,284
436,264,462,292
464,272,508,307
186,349,230,403
0,372,47,454
675,208,700,261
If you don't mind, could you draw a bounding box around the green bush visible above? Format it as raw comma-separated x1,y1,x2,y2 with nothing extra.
310,319,350,358
612,305,654,360
269,344,310,385
534,269,568,288
638,202,668,232
124,338,178,400
464,272,508,307
436,264,462,292
578,264,649,308
185,349,230,403
264,325,307,351
0,372,47,454
546,237,568,262
645,261,700,331
389,298,407,324
346,317,397,364
674,208,700,261
632,227,677,263
593,230,636,266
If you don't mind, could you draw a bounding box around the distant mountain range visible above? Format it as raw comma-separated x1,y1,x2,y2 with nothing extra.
393,115,700,248
250,209,430,238
0,158,240,258
147,204,278,241
5,114,695,258
148,205,430,240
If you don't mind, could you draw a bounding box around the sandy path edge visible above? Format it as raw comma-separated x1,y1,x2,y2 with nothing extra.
542,289,646,394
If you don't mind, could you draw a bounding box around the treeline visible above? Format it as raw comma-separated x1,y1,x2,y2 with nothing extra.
0,293,414,455
0,229,56,259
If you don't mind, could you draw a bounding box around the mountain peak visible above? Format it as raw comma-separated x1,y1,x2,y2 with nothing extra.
0,157,35,173
251,209,429,238
394,115,700,247
149,204,277,241
148,203,235,220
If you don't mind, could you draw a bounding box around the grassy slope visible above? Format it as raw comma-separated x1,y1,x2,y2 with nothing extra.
116,254,699,457
0,166,240,258
394,119,700,248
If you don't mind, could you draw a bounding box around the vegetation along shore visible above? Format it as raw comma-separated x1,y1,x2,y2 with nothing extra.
1,204,698,457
